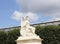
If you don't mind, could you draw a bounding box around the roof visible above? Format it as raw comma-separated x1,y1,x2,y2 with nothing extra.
0,26,21,30
32,20,60,25
0,20,60,30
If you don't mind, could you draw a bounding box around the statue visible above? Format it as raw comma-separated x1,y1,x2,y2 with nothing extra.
16,16,42,44
20,16,36,36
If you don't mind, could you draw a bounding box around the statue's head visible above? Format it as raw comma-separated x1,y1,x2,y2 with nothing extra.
26,16,30,20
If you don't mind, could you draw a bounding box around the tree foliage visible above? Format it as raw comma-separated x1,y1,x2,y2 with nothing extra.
7,29,20,44
0,28,20,44
0,25,60,44
0,31,7,44
35,25,60,44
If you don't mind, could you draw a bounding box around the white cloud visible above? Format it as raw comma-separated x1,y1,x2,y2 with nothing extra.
11,11,23,21
12,11,39,21
16,0,60,13
14,0,60,22
26,12,39,21
53,18,60,21
51,11,60,21
12,0,60,21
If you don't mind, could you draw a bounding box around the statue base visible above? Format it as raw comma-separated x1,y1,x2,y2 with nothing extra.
16,36,42,44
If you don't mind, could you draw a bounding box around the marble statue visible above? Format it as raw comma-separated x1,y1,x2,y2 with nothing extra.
16,16,42,44
20,16,36,36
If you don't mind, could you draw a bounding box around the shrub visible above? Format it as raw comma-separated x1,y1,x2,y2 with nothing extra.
7,29,20,44
0,31,7,44
35,25,60,44
0,25,60,44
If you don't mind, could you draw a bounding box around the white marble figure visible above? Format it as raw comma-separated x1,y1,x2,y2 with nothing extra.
20,16,36,36
16,16,42,44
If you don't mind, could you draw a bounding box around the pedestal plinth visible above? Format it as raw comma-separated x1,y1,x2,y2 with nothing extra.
16,36,42,44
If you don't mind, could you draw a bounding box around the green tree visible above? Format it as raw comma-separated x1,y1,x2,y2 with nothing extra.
7,28,20,44
35,25,60,44
0,31,7,44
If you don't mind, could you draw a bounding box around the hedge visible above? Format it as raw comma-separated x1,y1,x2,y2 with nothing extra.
0,25,60,44
0,31,7,44
35,25,60,44
0,29,20,44
6,29,20,44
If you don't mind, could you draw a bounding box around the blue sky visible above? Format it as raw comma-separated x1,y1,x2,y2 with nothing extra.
0,0,60,28
0,0,20,28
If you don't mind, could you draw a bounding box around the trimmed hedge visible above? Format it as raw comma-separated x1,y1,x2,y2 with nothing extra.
7,29,20,44
35,25,60,44
0,25,60,44
0,31,7,44
0,29,20,44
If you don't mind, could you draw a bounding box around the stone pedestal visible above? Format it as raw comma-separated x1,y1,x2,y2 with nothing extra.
16,36,42,44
